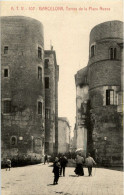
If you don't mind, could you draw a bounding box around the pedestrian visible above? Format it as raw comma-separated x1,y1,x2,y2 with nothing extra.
60,155,68,177
85,153,96,176
52,157,60,185
74,153,84,176
44,154,48,164
6,158,11,171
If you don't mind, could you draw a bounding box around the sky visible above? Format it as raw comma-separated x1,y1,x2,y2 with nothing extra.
1,0,123,136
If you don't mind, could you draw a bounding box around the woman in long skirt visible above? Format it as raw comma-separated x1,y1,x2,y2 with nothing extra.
75,154,84,176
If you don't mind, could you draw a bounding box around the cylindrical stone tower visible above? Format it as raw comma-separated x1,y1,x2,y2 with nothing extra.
1,16,45,166
88,21,123,166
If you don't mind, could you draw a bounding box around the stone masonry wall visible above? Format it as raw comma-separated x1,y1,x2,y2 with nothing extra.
87,20,123,166
1,16,45,166
44,52,56,155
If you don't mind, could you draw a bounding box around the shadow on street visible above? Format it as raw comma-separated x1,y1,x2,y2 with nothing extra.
105,167,123,172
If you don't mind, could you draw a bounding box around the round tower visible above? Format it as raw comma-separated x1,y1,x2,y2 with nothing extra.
1,16,45,166
88,21,123,166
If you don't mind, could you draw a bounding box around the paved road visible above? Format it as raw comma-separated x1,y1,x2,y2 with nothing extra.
1,163,123,195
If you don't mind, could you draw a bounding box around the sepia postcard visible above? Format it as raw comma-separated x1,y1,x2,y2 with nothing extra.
0,0,123,194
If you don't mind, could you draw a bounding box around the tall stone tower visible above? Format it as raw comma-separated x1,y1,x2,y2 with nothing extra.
44,50,59,155
1,16,45,165
88,21,123,166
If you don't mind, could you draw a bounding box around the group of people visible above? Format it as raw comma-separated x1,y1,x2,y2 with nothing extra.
75,153,96,176
52,153,96,185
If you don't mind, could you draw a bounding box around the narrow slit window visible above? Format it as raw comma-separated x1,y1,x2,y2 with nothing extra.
4,69,8,77
11,136,17,146
91,45,95,57
110,48,117,60
38,101,42,115
4,46,8,54
114,48,117,59
38,67,42,79
38,47,42,59
106,90,114,105
45,77,49,89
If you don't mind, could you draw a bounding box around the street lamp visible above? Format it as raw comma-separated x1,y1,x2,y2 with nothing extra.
104,137,107,141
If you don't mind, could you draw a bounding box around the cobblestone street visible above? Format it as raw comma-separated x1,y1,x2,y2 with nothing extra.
1,163,123,195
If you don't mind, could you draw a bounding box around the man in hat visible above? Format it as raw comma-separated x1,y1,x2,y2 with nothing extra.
85,153,96,176
52,157,60,185
60,155,68,177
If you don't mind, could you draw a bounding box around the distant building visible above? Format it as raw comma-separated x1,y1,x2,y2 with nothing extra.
75,67,89,156
1,16,45,165
44,50,59,155
75,20,123,166
72,123,77,151
58,117,70,153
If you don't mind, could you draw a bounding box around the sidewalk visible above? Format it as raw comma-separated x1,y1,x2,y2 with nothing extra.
1,163,123,195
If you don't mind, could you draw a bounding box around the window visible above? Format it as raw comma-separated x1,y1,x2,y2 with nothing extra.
4,46,8,54
38,67,42,79
106,90,114,105
38,101,42,115
4,69,8,77
45,109,50,119
3,100,11,113
10,136,17,146
109,48,117,60
38,47,42,59
45,77,49,89
44,59,49,68
91,45,95,57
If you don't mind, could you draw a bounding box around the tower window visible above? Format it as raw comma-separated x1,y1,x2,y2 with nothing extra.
106,90,114,105
45,108,50,119
44,59,49,68
10,136,17,146
91,45,95,57
3,100,11,113
4,46,8,54
4,69,8,77
38,47,42,59
38,67,42,79
45,77,49,89
38,101,42,115
109,48,117,60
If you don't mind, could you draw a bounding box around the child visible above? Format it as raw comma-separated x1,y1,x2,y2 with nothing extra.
53,157,60,185
6,158,11,171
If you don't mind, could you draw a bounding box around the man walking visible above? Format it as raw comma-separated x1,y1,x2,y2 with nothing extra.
85,153,96,176
53,157,60,185
60,155,68,177
44,154,48,164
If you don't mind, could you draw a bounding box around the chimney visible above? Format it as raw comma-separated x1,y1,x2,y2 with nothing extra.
51,45,53,50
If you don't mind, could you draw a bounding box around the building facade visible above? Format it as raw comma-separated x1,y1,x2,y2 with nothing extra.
58,117,70,154
75,68,89,156
44,50,59,155
75,20,123,166
1,16,45,165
